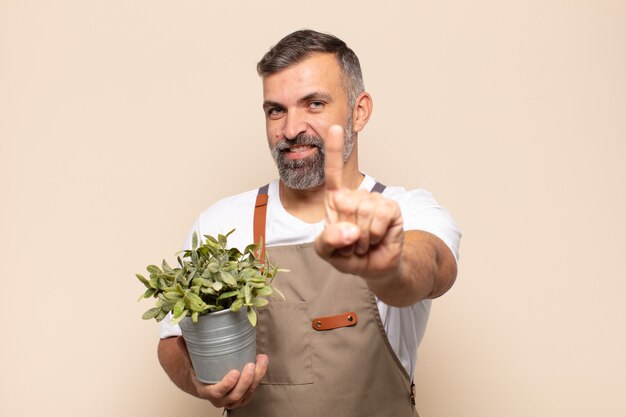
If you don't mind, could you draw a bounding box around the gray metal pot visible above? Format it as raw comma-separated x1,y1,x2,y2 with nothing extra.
179,308,257,384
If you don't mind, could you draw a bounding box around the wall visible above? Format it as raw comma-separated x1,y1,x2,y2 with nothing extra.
1,1,624,416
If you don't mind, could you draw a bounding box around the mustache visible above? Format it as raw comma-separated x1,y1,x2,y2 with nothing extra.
273,134,325,152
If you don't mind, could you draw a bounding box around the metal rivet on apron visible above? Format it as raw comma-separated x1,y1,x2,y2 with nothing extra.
347,315,354,322
315,321,322,328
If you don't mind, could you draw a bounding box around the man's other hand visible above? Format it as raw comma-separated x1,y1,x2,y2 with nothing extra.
158,336,268,410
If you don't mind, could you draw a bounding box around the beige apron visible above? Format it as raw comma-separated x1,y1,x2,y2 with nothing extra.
229,184,419,417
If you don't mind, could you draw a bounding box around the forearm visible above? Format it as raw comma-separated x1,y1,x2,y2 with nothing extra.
364,230,457,307
157,336,199,397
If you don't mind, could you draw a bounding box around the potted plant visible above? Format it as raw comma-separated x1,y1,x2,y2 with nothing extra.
137,229,283,383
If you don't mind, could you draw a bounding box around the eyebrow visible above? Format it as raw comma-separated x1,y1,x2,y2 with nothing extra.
262,91,333,110
298,92,333,105
262,100,284,111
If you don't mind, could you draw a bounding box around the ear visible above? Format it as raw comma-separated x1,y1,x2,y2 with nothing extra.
351,92,373,133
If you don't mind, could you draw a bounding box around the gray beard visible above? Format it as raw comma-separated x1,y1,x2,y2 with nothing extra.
270,122,355,191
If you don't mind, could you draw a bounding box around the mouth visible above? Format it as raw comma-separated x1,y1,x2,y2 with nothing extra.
282,144,319,160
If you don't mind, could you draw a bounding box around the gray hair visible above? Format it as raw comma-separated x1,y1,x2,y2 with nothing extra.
257,29,364,109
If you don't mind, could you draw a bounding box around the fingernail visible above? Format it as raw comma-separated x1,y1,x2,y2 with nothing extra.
245,363,255,373
259,355,268,366
342,224,359,241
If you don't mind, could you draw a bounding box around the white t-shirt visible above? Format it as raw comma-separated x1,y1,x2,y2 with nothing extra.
160,174,461,377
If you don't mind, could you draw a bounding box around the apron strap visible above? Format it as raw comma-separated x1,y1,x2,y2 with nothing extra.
371,182,386,193
253,184,270,261
252,181,386,260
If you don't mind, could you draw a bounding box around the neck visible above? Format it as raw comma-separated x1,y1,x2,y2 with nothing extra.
278,149,363,224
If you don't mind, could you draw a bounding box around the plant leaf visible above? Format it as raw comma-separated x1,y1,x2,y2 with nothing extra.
207,262,219,273
142,307,161,320
136,273,150,287
173,299,185,318
251,297,269,308
217,290,239,300
184,292,206,312
170,310,188,325
246,308,257,327
155,310,167,322
244,285,252,304
147,265,160,274
192,232,198,250
220,271,237,287
254,286,273,296
230,298,244,311
162,259,174,274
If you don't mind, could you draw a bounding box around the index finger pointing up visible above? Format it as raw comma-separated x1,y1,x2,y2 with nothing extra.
324,124,345,192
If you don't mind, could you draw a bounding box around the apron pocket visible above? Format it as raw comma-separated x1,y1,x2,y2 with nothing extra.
257,301,313,385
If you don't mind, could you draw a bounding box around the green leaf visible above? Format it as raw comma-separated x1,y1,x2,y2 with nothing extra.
254,286,273,296
170,310,188,325
192,232,198,250
191,312,199,322
173,299,185,318
230,298,244,311
162,259,174,274
251,297,269,308
212,281,224,292
142,307,161,320
163,291,181,301
184,292,206,312
155,310,167,322
136,273,150,287
207,262,219,273
147,265,160,274
220,271,237,287
246,308,257,327
244,243,257,255
217,290,239,300
244,285,252,304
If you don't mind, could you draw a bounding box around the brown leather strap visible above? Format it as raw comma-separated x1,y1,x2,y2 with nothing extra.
253,184,269,262
311,311,358,331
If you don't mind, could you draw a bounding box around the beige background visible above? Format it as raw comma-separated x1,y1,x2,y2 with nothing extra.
1,1,625,416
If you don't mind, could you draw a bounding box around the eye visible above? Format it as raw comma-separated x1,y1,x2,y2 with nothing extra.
308,101,325,111
266,107,285,119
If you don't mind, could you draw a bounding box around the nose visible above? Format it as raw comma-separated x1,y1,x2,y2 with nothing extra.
283,110,307,140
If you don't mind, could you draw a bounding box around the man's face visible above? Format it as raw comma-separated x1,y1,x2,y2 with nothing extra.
262,53,354,190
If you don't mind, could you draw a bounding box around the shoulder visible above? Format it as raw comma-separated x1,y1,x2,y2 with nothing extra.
364,174,447,211
197,188,258,225
187,186,263,250
367,176,461,261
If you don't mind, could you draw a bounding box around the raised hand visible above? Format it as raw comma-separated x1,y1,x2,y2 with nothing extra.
314,125,405,281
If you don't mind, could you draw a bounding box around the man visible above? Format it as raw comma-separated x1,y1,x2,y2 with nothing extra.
158,29,460,416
